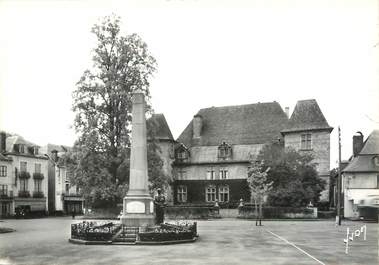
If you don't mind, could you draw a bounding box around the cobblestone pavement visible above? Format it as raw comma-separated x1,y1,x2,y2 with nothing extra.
0,217,378,265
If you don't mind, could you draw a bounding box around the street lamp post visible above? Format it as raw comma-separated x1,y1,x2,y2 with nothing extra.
337,126,342,226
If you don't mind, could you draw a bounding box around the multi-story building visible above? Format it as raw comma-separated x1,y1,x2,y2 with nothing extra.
0,132,48,216
342,130,379,219
0,152,13,217
281,99,333,201
41,144,84,215
172,99,332,205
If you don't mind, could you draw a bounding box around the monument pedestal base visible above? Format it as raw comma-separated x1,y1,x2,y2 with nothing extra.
120,194,155,227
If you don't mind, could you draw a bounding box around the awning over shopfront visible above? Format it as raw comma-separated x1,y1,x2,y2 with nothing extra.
63,196,84,201
14,198,46,211
346,189,379,207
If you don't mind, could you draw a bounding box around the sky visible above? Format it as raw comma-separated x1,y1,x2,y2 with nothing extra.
0,0,378,169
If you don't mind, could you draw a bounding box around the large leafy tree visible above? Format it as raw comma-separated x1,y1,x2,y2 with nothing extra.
257,142,325,207
67,15,167,207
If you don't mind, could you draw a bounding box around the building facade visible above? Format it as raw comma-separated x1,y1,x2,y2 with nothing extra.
42,144,84,215
281,99,333,201
172,99,332,206
0,132,48,217
148,114,176,204
342,130,379,219
0,153,13,217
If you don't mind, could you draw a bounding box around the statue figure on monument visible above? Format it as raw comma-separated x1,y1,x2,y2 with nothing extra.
154,188,166,224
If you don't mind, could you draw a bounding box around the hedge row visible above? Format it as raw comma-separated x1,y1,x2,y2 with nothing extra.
164,206,220,219
238,206,317,219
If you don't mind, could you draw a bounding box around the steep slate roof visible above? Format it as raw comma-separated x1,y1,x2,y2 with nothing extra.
149,114,174,141
0,153,12,161
5,135,39,153
3,134,47,159
177,102,289,147
41,143,71,154
343,130,379,173
281,99,333,133
342,156,379,173
359,130,379,155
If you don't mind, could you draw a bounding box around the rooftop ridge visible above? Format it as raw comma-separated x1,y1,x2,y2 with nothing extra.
197,101,281,113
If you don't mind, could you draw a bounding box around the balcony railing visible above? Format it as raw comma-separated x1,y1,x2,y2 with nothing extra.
0,191,14,199
33,191,44,198
19,171,31,179
64,191,82,196
33,173,44,179
18,190,31,198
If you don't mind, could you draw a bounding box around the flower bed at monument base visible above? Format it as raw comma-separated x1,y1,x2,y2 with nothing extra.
71,221,120,241
139,231,194,242
69,220,198,245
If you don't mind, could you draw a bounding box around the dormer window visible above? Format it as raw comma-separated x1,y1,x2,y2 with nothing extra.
218,142,232,159
177,151,188,160
373,156,379,167
19,144,25,153
33,147,39,155
175,144,189,162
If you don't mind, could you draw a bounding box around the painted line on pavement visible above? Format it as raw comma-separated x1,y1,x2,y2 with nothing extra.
266,229,326,265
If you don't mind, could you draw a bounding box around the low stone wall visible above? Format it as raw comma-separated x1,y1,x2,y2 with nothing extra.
238,206,317,219
318,210,336,219
164,205,221,219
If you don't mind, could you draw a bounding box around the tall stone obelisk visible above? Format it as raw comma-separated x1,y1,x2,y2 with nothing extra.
120,89,155,227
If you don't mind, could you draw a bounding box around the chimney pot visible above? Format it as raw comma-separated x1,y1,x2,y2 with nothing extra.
51,150,58,162
193,114,203,139
285,107,290,118
352,132,364,157
0,132,6,153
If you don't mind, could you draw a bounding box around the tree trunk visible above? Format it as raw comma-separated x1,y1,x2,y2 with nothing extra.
259,201,262,226
255,198,258,226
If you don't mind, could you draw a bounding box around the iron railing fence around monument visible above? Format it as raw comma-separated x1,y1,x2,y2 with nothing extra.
71,221,121,241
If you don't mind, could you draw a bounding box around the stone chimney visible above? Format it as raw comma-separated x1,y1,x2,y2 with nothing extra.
352,131,364,157
285,107,290,118
51,150,58,162
0,131,6,153
192,114,203,139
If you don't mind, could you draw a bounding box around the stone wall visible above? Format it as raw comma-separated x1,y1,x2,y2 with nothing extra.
173,179,250,205
175,163,250,181
189,144,264,163
343,172,378,189
343,172,379,218
238,206,318,219
0,159,12,189
284,130,331,201
164,205,221,219
156,140,174,177
284,130,330,176
156,140,175,204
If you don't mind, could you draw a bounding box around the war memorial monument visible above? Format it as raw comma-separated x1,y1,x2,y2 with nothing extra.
69,90,198,245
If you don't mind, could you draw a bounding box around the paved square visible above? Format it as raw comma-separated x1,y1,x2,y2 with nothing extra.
0,218,378,265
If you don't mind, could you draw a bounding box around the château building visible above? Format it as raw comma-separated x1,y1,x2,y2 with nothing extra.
171,99,333,205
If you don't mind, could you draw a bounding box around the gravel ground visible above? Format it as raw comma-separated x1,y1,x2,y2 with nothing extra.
0,217,377,265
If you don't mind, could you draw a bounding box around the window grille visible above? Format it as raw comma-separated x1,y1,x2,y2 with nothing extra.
219,186,229,202
177,186,187,203
301,133,312,150
206,185,216,202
